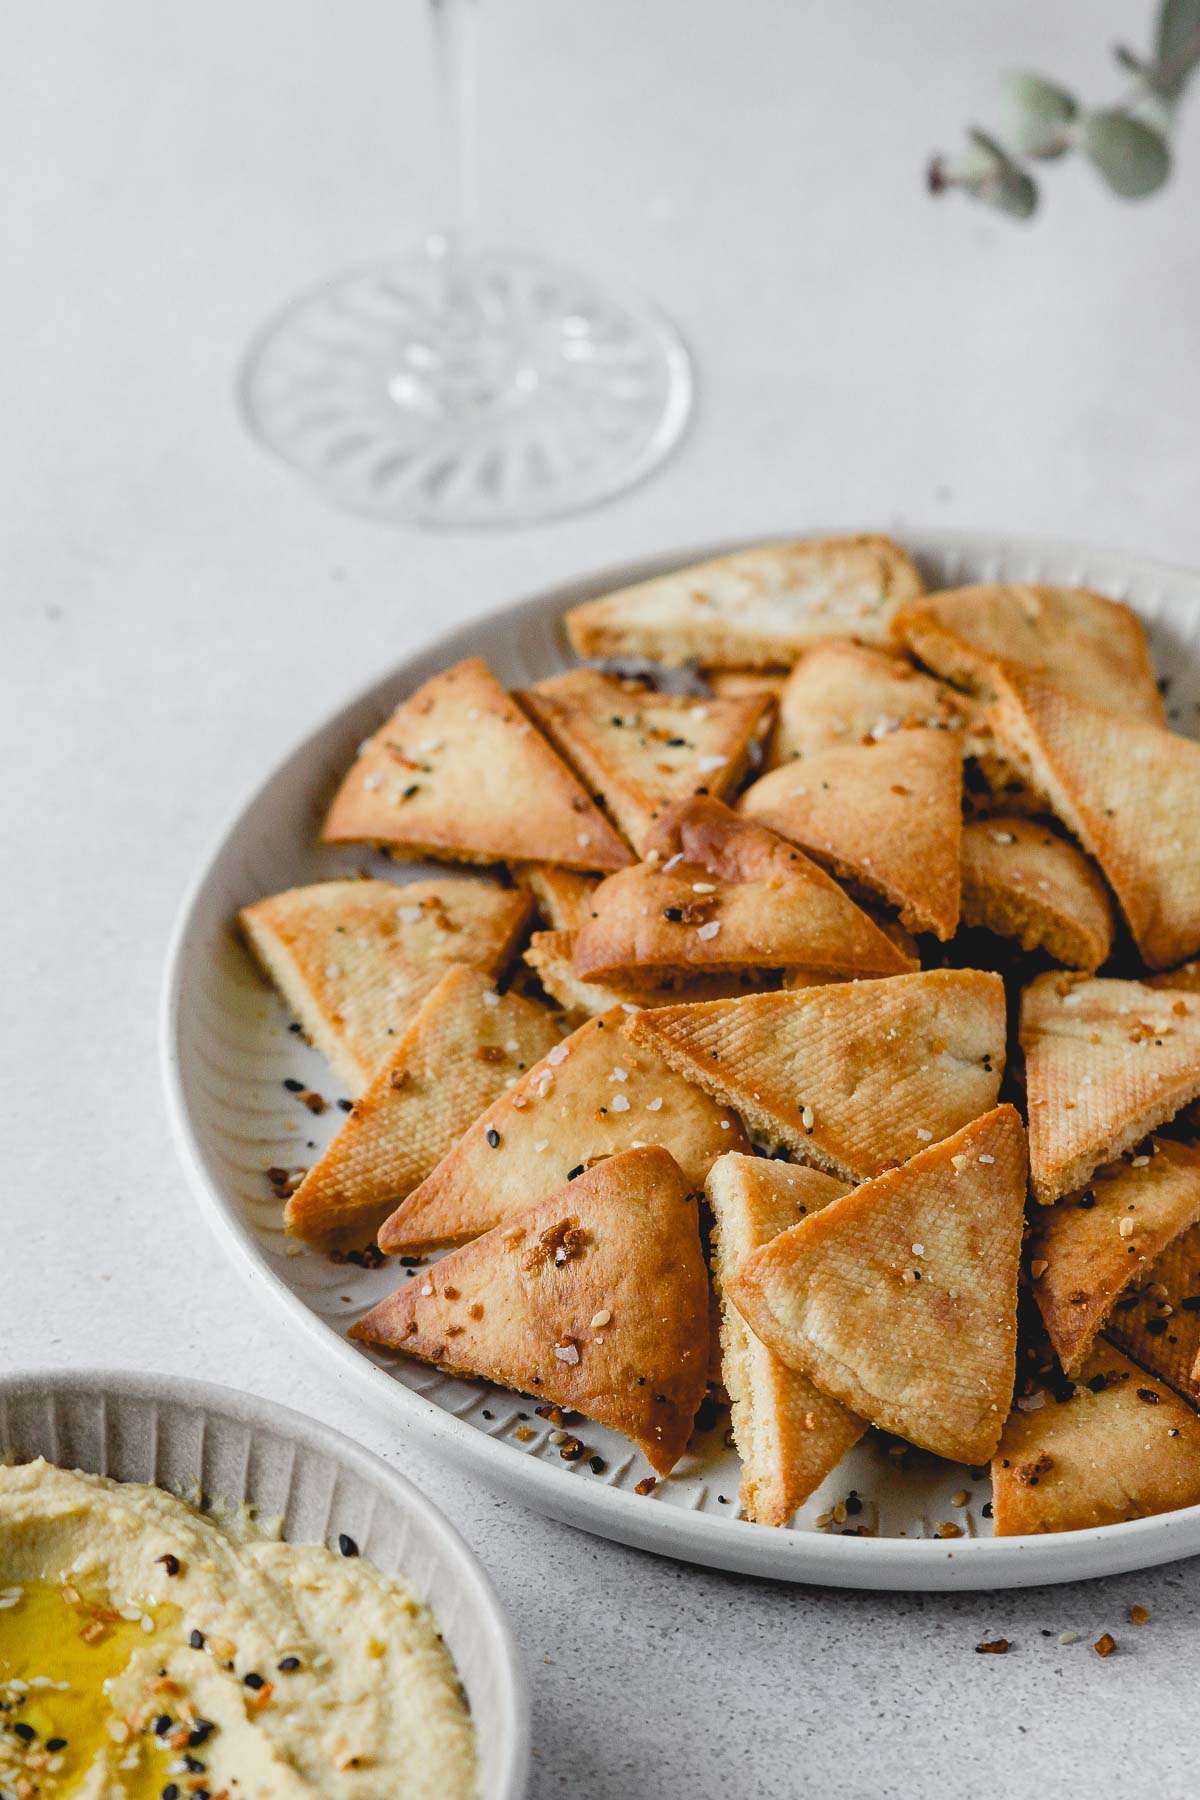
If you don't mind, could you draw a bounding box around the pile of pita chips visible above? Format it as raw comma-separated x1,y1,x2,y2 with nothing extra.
572,796,912,988
1020,974,1200,1205
238,535,1200,1529
723,1107,1028,1465
708,1154,865,1524
628,970,1006,1182
240,876,532,1094
519,669,774,854
284,967,563,1247
739,728,963,940
566,535,924,667
378,1006,746,1254
353,1146,711,1475
322,657,630,872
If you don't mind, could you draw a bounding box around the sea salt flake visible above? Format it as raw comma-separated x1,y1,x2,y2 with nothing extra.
547,1043,570,1065
610,1094,630,1112
916,1127,933,1142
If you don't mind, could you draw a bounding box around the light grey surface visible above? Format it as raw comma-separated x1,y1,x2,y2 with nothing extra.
3,2,1200,1794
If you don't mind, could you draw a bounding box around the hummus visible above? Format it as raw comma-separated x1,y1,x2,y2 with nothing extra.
0,1460,477,1799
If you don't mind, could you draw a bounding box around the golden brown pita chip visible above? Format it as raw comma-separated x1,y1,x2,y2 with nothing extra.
893,583,1163,723
724,1107,1027,1464
565,536,923,668
1020,974,1200,1205
960,816,1114,972
572,797,912,988
509,863,599,933
740,729,963,940
284,967,563,1247
1148,960,1200,994
991,1343,1200,1535
707,671,790,702
524,930,767,1024
1106,1219,1200,1407
707,1154,865,1524
240,876,532,1095
983,667,1200,969
378,1006,747,1254
353,1147,709,1475
775,640,966,763
628,970,1006,1183
1032,1139,1200,1376
321,657,631,872
520,670,774,854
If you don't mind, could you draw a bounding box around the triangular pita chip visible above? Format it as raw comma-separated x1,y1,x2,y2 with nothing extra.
724,1107,1027,1464
775,640,966,763
707,1154,865,1524
960,816,1113,972
353,1147,709,1474
892,583,1163,723
1106,1219,1200,1407
378,1006,748,1254
519,670,774,854
524,930,768,1025
509,863,599,933
565,535,924,668
739,729,963,940
1020,974,1200,1204
284,966,563,1247
627,970,1006,1182
572,797,913,988
321,657,631,872
983,667,1200,968
991,1342,1200,1535
240,876,532,1095
1032,1138,1200,1375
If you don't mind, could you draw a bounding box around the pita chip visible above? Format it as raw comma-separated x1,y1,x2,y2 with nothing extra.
991,1343,1200,1535
524,930,767,1024
1032,1139,1200,1376
353,1147,709,1475
983,667,1200,969
707,671,790,702
509,863,599,934
739,729,963,940
1148,960,1200,995
627,969,1006,1182
775,640,966,763
572,796,913,988
240,876,532,1095
378,1005,747,1254
707,1154,865,1524
1020,973,1200,1205
892,583,1164,723
321,657,631,873
960,816,1114,971
565,535,924,668
1106,1219,1200,1407
724,1106,1027,1464
284,966,563,1247
519,669,774,854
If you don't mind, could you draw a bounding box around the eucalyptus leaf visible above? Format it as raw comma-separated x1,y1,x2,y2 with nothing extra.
1080,108,1171,195
1000,71,1077,156
1156,0,1200,94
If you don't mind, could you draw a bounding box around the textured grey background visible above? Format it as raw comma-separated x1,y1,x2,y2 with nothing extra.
3,3,1200,1794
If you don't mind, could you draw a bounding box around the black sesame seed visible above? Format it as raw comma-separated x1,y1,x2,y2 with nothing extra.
486,1127,501,1148
1137,1388,1161,1404
162,1787,181,1800
187,1720,214,1747
338,1533,359,1558
283,1078,303,1093
1181,1296,1200,1311
154,1714,173,1735
1147,1317,1169,1336
13,1722,36,1743
46,1737,67,1753
277,1656,302,1673
338,1098,353,1113
663,907,683,922
588,1455,606,1474
189,1629,205,1649
157,1553,181,1576
481,1409,494,1420
982,1501,994,1519
243,1672,266,1690
566,1164,585,1181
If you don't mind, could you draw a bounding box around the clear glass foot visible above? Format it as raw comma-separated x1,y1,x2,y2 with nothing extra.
239,244,693,528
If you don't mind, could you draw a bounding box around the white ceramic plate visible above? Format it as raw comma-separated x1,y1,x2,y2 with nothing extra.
163,528,1200,1590
0,1367,527,1799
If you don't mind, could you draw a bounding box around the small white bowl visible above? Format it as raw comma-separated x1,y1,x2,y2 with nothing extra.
0,1367,528,1800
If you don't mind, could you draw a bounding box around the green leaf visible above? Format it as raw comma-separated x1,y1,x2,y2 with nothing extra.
1080,110,1171,196
1156,0,1200,93
1000,71,1077,157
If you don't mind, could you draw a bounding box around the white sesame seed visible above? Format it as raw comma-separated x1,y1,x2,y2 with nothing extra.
989,830,1015,845
978,1154,994,1164
324,962,342,981
662,852,684,873
801,1105,815,1131
697,754,726,773
697,920,721,941
362,771,383,791
1131,1155,1150,1167
1058,1630,1080,1646
398,904,423,923
692,881,717,894
590,1309,612,1330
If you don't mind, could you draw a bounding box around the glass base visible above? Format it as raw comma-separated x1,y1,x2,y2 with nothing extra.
239,245,693,527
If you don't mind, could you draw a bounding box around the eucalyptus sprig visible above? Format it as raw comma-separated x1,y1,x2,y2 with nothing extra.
929,0,1200,217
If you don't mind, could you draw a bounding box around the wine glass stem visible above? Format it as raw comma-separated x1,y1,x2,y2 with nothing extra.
428,0,480,318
